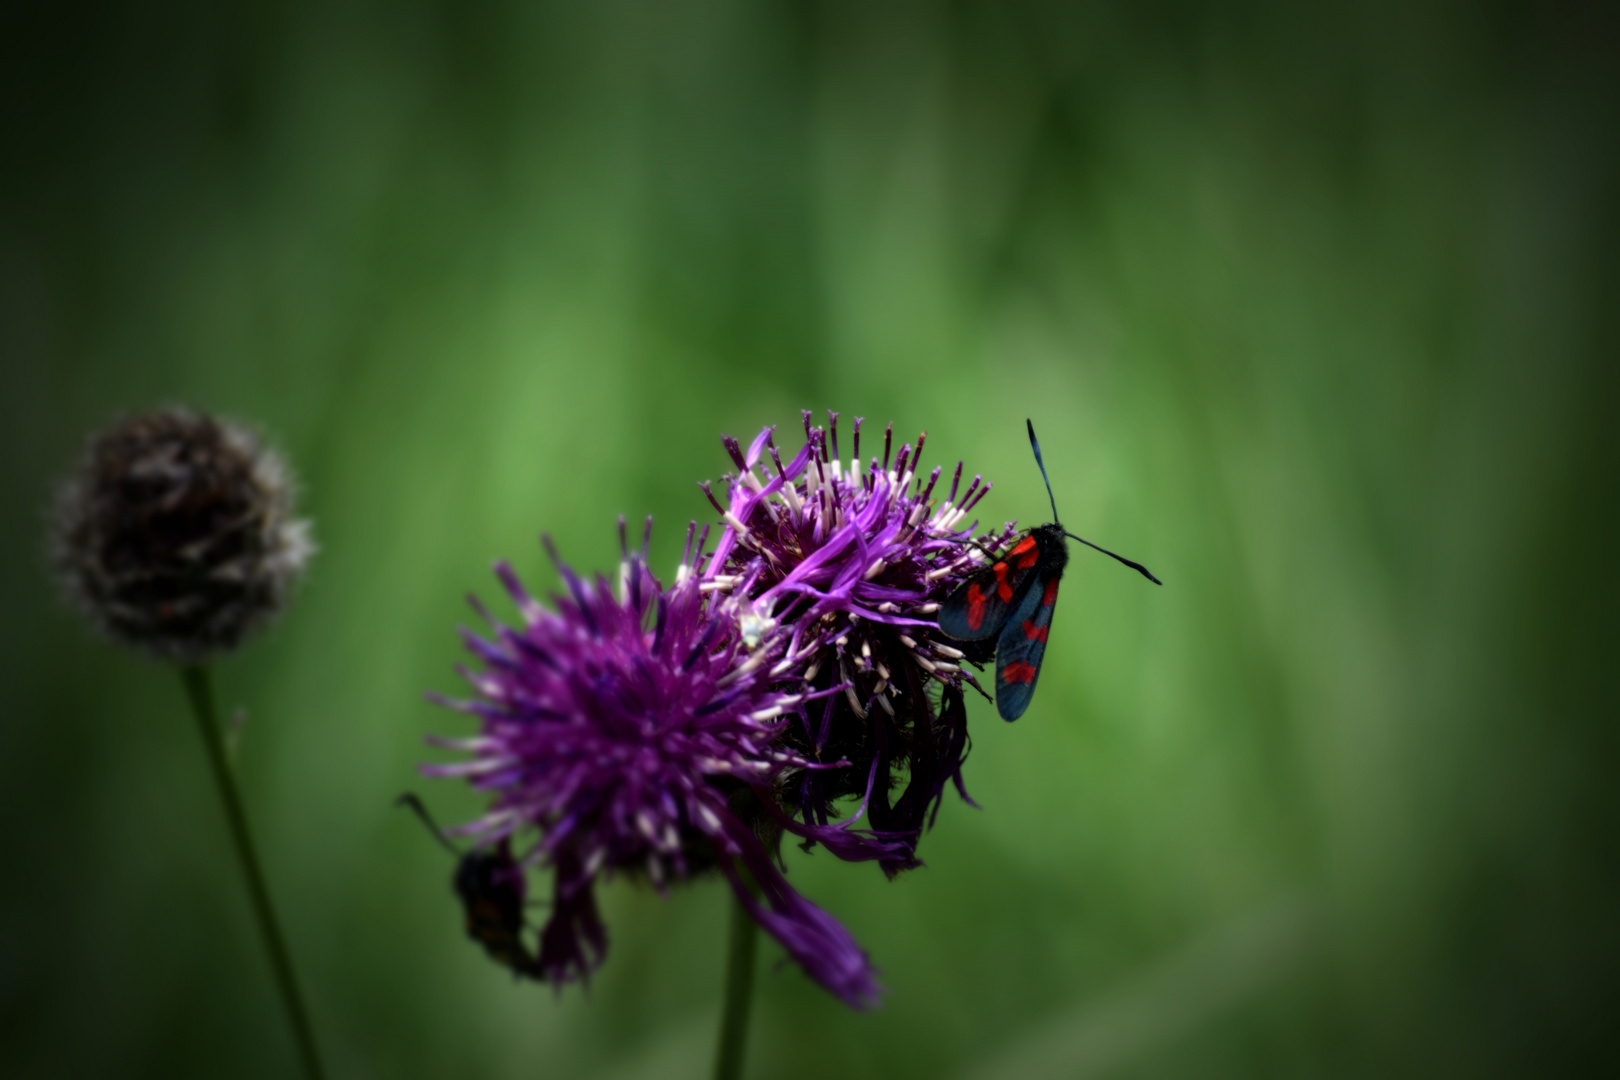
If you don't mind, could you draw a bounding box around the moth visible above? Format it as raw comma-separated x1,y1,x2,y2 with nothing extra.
939,420,1161,720
398,793,542,979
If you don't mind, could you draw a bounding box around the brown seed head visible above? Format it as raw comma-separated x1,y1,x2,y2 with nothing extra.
50,407,315,662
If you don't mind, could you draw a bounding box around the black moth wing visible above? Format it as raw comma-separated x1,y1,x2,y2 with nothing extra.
940,523,1070,721
939,531,1048,641
992,568,1060,721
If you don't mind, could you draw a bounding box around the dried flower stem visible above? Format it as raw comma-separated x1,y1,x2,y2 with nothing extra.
180,666,326,1080
713,887,759,1080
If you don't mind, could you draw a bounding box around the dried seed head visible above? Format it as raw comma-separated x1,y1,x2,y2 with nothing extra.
50,407,315,662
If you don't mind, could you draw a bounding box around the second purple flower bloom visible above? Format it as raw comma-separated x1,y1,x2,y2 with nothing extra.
704,412,1018,875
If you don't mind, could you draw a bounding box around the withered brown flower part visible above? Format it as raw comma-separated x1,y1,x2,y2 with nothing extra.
50,407,314,662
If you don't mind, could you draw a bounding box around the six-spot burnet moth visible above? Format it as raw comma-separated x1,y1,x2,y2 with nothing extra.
939,420,1161,721
397,793,544,980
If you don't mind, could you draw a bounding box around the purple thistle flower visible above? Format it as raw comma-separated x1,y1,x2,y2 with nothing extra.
424,518,881,1009
703,412,1018,875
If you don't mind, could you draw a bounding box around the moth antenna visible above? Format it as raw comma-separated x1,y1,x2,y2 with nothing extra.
396,793,464,856
1062,532,1163,585
1027,419,1061,525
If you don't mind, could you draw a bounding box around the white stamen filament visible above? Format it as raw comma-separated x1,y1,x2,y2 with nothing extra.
429,757,513,778
429,736,498,752
840,659,867,718
845,684,867,718
718,649,770,685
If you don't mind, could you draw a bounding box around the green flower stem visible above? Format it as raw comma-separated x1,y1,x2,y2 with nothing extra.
713,887,760,1080
180,665,326,1080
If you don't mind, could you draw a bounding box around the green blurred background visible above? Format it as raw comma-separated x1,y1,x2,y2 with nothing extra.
3,0,1617,1076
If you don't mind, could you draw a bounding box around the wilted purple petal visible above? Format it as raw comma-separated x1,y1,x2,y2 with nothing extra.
719,814,882,1010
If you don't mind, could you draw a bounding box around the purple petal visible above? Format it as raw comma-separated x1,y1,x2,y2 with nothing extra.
720,817,882,1010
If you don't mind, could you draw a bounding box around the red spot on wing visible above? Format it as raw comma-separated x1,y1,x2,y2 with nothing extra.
1011,535,1040,568
1001,661,1039,684
994,562,1014,601
1021,619,1049,643
1042,578,1059,606
967,583,987,630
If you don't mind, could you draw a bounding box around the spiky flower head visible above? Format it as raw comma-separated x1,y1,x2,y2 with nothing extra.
704,412,1017,874
50,407,315,662
425,519,881,1008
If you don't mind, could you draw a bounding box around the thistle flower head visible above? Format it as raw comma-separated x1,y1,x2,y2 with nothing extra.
425,519,881,1008
50,407,315,662
705,413,1017,873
